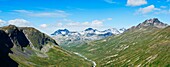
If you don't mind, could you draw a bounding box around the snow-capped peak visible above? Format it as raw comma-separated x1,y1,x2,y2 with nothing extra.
85,28,96,31
52,28,126,37
51,29,69,35
52,28,126,45
103,28,120,35
119,28,126,33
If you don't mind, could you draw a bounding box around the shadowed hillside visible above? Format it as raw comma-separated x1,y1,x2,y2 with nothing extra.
0,30,18,67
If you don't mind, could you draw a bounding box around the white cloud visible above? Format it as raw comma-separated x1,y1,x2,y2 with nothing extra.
104,0,116,4
8,19,32,27
29,12,67,17
154,9,170,14
63,20,104,28
66,22,80,26
37,18,113,34
160,6,167,8
0,19,6,26
91,20,103,26
41,18,111,32
127,0,147,6
82,22,89,25
107,18,113,20
13,10,32,13
13,10,69,17
40,24,48,28
136,5,160,14
56,23,63,27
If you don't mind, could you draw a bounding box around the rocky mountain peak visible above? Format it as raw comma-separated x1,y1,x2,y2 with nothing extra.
0,25,58,50
51,29,69,35
1,25,19,34
137,18,168,28
103,28,120,34
143,18,162,24
119,28,127,33
7,25,18,29
85,28,96,31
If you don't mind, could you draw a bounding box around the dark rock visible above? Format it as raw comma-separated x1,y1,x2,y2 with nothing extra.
51,29,70,35
0,25,58,66
0,30,18,67
136,18,168,28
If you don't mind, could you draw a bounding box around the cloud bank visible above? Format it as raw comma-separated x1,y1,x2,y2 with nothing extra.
136,5,160,14
127,0,147,6
13,10,69,18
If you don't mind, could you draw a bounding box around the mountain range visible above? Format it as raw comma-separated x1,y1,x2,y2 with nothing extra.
51,27,126,47
60,18,170,67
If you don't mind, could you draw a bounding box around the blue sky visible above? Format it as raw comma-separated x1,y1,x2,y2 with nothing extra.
0,0,170,34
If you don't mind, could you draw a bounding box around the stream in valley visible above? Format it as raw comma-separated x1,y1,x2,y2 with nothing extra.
73,52,96,67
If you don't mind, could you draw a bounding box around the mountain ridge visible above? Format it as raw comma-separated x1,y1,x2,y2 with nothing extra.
52,27,126,47
0,25,92,67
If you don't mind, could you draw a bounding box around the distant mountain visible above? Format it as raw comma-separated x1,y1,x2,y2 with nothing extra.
51,29,70,35
0,25,91,67
62,18,170,67
52,28,126,47
138,18,168,28
129,18,168,30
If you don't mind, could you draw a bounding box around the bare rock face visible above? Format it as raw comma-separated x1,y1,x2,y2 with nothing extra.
137,18,168,28
20,27,58,50
0,30,18,67
0,25,58,49
2,25,30,48
128,18,168,31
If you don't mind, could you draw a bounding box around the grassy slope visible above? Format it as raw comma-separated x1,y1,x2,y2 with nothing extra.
9,45,92,67
65,27,170,67
0,25,91,67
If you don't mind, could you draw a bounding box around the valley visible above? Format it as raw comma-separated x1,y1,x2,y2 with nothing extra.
73,52,96,67
53,18,170,67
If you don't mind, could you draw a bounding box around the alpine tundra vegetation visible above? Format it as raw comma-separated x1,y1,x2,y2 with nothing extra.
61,18,170,67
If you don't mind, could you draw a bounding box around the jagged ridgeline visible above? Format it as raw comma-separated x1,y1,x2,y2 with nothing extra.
65,18,170,67
52,27,126,48
0,25,91,67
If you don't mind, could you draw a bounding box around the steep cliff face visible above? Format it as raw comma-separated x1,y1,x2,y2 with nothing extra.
0,30,18,67
1,25,58,50
20,27,58,50
0,25,91,67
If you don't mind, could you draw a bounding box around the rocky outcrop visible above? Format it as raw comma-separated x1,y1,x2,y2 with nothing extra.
136,18,168,28
128,18,168,31
0,30,19,67
0,25,58,66
20,27,58,50
0,25,58,49
137,18,168,28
